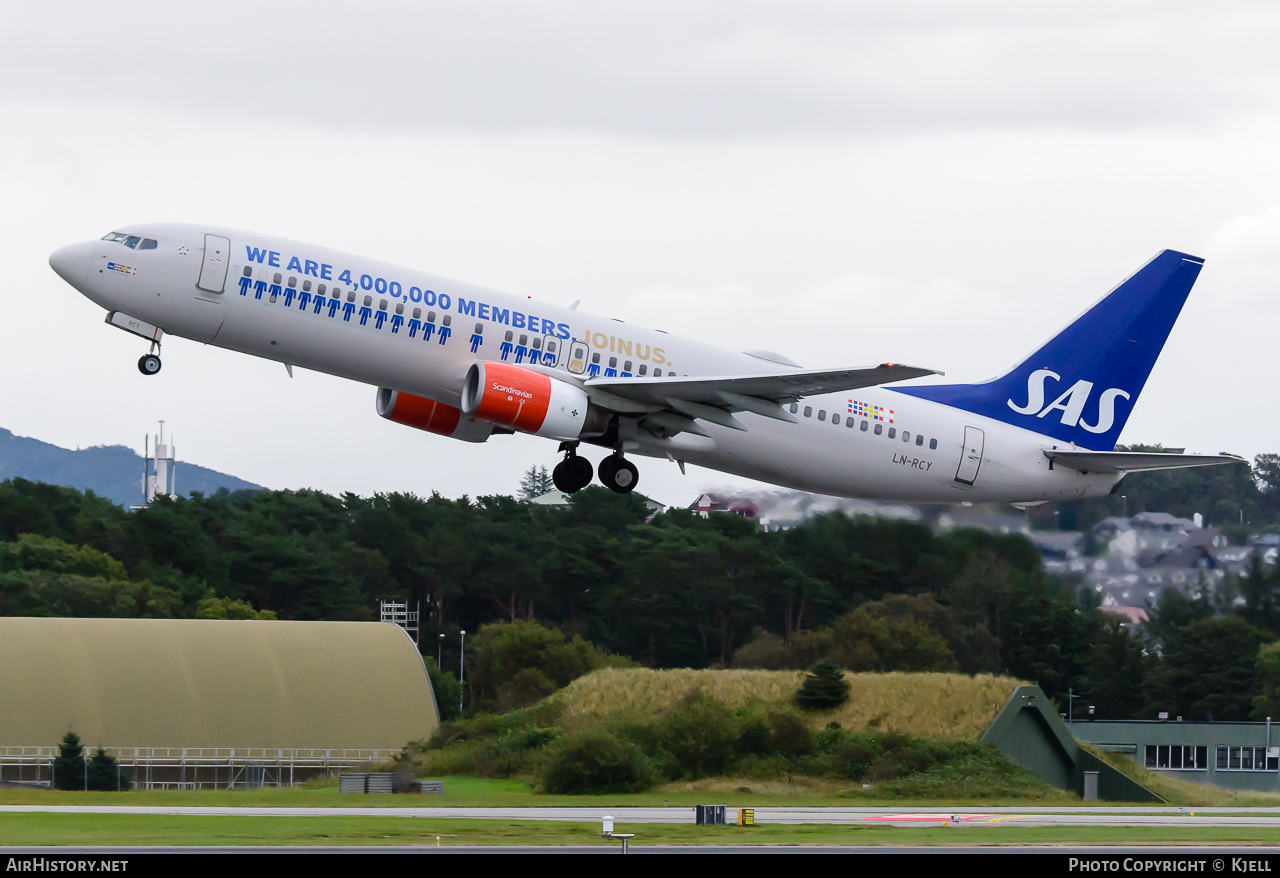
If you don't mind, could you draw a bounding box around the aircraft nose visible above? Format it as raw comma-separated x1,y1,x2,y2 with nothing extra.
49,241,94,287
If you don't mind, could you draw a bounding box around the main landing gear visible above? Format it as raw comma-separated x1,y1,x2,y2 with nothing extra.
597,453,639,495
552,444,594,494
552,444,639,495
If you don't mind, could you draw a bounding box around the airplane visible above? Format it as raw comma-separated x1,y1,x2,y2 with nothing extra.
48,225,1240,505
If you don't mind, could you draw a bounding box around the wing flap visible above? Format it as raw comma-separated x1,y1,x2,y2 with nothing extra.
1044,450,1244,474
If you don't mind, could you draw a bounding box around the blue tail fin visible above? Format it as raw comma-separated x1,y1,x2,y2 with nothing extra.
893,250,1203,451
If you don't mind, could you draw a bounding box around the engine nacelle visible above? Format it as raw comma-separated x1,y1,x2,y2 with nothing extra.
461,361,604,440
376,388,495,443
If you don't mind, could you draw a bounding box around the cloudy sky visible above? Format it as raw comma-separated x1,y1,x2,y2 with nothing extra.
2,1,1278,507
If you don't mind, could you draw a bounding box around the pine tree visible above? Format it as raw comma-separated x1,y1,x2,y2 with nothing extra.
87,747,130,791
796,658,851,710
518,465,554,500
53,730,85,790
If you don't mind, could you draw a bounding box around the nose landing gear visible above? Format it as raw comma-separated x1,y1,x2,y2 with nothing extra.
137,353,162,375
598,453,639,495
552,444,594,494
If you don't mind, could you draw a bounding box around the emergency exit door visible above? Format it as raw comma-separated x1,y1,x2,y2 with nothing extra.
196,234,231,293
954,426,985,485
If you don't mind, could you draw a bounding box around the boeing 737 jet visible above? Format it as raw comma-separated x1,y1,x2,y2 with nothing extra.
48,225,1238,503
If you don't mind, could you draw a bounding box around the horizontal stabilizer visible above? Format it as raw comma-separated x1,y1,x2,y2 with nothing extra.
1043,449,1244,475
587,363,940,407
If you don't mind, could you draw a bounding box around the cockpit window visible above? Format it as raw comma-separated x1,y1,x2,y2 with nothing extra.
101,232,157,250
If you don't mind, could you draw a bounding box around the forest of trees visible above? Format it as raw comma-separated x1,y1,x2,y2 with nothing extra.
3,459,1280,724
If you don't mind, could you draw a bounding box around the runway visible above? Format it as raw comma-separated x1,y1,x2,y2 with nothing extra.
5,805,1280,828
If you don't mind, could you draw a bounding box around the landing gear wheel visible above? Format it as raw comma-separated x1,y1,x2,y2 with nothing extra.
138,354,162,376
598,455,639,494
553,453,594,493
564,455,593,491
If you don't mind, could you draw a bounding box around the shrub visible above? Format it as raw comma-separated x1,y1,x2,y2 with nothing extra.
796,659,850,710
541,730,655,794
652,690,739,778
468,620,631,712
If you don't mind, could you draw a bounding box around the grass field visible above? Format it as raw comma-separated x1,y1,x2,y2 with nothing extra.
3,813,1280,847
553,669,1024,740
0,775,1055,808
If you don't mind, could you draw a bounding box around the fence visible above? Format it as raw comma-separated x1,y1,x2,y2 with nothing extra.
0,746,396,790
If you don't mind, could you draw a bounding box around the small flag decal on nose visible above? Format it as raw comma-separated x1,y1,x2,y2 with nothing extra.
848,400,893,423
106,262,137,275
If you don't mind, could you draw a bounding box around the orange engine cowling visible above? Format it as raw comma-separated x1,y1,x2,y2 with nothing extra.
375,388,495,443
461,362,600,440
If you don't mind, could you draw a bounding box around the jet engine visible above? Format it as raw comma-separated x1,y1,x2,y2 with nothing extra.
376,388,496,443
461,361,607,440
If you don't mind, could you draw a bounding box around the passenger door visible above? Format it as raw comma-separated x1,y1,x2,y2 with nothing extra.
954,426,985,485
196,234,231,293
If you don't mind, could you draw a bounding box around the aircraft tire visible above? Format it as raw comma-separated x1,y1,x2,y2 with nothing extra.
552,461,573,494
600,456,638,494
137,354,162,376
564,455,593,491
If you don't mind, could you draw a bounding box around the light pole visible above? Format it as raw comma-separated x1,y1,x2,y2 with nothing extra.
459,630,466,715
1067,687,1082,725
438,633,445,668
1121,495,1127,518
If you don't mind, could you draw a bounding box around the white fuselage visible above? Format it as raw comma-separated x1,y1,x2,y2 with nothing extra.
53,223,1120,504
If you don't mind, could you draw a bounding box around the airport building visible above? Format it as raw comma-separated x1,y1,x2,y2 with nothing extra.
1073,720,1280,793
0,617,439,789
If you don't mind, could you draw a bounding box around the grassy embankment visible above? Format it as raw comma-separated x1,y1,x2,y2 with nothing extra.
553,668,1019,740
1080,743,1280,807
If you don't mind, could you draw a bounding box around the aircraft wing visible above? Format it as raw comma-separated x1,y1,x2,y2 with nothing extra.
1043,450,1244,474
586,363,940,407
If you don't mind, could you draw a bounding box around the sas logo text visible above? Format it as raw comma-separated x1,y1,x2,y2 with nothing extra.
1007,369,1130,434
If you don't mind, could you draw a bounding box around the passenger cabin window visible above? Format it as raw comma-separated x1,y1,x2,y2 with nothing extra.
874,424,883,435
379,300,388,311
243,266,252,277
902,431,909,442
789,403,798,413
592,353,600,364
654,369,662,376
623,360,632,371
302,279,312,291
273,273,282,284
861,420,868,431
363,295,372,307
638,365,647,375
413,308,421,319
818,410,826,421
846,417,854,428
427,311,436,322
317,284,326,295
395,302,403,314
803,406,812,418
287,276,297,288
929,438,937,449
608,356,617,367
505,330,513,341
347,291,356,303
916,434,924,446
888,428,896,439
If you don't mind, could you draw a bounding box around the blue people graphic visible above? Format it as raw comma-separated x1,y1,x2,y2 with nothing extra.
513,341,528,363
543,348,557,366
469,324,483,353
422,321,435,342
298,290,311,311
604,368,618,377
342,300,356,321
358,303,373,326
438,316,452,345
327,297,341,318
283,287,296,308
390,313,403,333
407,317,421,338
374,310,388,330
268,280,282,301
587,355,601,377
499,333,514,361
238,275,252,296
253,278,268,300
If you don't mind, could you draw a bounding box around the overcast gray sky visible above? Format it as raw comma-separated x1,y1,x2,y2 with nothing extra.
2,1,1278,507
